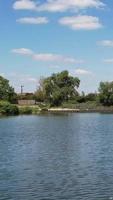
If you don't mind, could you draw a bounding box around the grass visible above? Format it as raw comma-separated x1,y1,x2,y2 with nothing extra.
1,101,113,116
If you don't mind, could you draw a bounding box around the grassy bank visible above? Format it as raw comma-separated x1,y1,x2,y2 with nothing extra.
18,104,49,115
18,102,113,114
1,101,113,116
49,101,113,113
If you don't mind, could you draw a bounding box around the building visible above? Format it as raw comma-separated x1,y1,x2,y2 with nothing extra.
18,99,36,105
18,93,36,105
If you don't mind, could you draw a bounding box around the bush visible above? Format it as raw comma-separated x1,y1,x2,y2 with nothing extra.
32,106,41,114
0,101,19,115
19,106,33,114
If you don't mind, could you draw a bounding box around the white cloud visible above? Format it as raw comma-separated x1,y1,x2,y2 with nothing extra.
9,72,37,83
59,15,103,30
74,68,92,75
103,59,113,64
13,0,105,12
11,48,84,64
13,0,38,10
38,0,104,12
16,17,49,24
98,40,113,47
33,53,83,63
11,48,34,55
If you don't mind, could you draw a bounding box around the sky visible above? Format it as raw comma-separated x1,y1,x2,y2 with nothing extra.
0,0,113,93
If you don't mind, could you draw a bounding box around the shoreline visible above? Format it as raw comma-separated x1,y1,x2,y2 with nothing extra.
18,105,113,113
48,108,113,113
48,108,80,112
1,106,113,117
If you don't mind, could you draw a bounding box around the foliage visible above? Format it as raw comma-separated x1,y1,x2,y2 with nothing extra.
0,101,19,115
2,72,113,113
19,106,33,114
98,81,113,106
85,93,97,102
77,92,97,103
34,89,45,102
32,106,41,114
62,101,99,110
77,92,86,103
38,70,80,106
34,77,45,102
0,76,17,103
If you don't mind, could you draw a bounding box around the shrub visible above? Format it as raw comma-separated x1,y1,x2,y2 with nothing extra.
19,106,32,114
0,101,19,115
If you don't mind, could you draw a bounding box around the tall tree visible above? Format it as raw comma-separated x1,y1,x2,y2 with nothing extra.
0,76,17,103
42,70,80,106
98,81,113,106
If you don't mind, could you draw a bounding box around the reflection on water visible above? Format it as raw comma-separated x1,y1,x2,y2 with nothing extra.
0,113,113,200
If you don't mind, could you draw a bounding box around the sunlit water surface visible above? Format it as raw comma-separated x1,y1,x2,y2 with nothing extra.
0,113,113,200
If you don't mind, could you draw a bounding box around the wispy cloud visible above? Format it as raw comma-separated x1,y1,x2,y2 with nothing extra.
98,40,113,47
74,68,92,75
13,0,105,12
103,59,113,64
59,15,103,30
9,72,37,83
11,48,34,55
16,17,49,24
11,48,84,64
33,54,83,64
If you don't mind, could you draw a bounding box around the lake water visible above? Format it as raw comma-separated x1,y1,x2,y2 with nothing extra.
0,113,113,200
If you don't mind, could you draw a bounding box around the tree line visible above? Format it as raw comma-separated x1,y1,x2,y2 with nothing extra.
1,70,113,107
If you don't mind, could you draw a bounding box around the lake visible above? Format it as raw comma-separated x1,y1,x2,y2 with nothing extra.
0,113,113,200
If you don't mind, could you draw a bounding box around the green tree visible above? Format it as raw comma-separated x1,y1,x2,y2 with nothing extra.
0,76,17,103
42,70,80,106
34,89,45,102
98,81,113,106
34,77,45,102
85,93,97,102
77,91,86,103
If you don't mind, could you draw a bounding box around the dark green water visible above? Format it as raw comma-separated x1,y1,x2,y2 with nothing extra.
0,113,113,200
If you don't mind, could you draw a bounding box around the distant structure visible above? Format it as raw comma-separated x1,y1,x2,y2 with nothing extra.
18,100,36,106
18,87,36,105
21,85,24,95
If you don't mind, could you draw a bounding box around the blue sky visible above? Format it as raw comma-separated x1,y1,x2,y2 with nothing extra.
0,0,113,93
